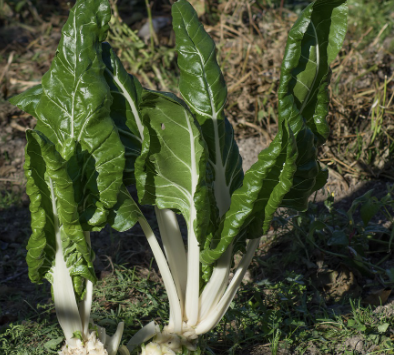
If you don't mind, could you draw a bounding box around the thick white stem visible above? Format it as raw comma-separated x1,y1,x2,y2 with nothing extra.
155,207,187,322
79,279,93,339
199,119,234,320
50,178,83,341
96,322,125,355
185,210,200,326
185,109,200,327
126,321,160,353
79,231,93,339
195,238,260,335
198,245,232,320
105,322,125,355
139,217,183,334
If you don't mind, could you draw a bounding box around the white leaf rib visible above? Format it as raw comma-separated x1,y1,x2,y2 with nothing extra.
160,141,192,173
49,178,83,342
118,128,143,143
292,76,311,91
195,238,260,335
77,108,98,142
56,55,73,75
156,175,191,201
161,114,190,131
139,217,182,334
155,207,187,328
45,93,72,121
184,109,200,326
299,21,320,114
105,68,144,139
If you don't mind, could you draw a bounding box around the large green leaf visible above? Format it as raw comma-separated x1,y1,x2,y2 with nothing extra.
9,84,42,117
278,0,347,142
102,42,144,186
280,127,325,210
136,90,211,324
32,0,125,226
136,90,210,244
11,43,144,233
24,130,96,299
200,122,298,264
172,0,243,217
278,0,347,210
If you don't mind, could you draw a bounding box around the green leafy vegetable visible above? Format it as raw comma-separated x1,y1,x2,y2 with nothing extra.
102,42,144,186
12,0,128,353
278,0,348,209
10,0,347,354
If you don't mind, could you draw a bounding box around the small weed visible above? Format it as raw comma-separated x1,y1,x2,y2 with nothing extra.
107,3,178,93
270,328,281,354
288,187,394,290
0,189,22,210
0,320,64,355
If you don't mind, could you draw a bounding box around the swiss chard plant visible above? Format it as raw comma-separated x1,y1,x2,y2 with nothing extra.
9,0,348,354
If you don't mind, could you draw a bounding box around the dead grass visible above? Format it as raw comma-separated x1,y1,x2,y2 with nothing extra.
206,0,394,182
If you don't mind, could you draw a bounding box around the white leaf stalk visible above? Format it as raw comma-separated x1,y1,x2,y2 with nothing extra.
128,176,259,354
129,207,260,354
114,56,260,353
50,181,124,355
123,97,260,354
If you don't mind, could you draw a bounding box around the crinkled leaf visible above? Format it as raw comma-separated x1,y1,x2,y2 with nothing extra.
172,0,226,117
102,42,144,186
107,185,142,232
200,122,298,264
24,131,56,284
172,0,243,217
33,0,125,226
278,0,347,142
280,127,322,210
24,130,96,299
278,0,347,209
